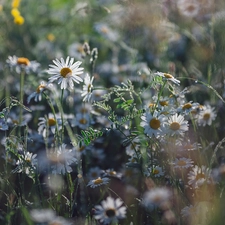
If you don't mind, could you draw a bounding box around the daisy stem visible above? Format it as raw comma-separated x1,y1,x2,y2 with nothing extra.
153,80,167,113
43,92,60,147
61,89,64,105
19,71,25,124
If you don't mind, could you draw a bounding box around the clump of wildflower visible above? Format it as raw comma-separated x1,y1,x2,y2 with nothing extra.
6,55,40,74
47,56,84,90
81,73,94,102
94,196,126,224
11,0,24,25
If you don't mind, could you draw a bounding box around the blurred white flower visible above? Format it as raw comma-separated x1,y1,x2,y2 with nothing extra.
197,104,216,126
94,196,126,224
48,144,77,175
6,55,40,74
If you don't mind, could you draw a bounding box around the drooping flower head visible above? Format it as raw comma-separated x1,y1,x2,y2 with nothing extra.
81,73,94,102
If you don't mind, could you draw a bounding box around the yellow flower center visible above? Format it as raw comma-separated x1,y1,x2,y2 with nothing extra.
48,118,56,126
60,67,72,78
196,173,205,180
101,26,109,34
26,159,31,163
187,5,195,13
153,169,159,174
36,84,45,93
148,103,155,108
105,208,116,217
160,101,168,106
109,171,117,176
87,84,92,93
164,73,173,79
47,33,55,42
77,45,84,53
177,160,186,166
79,146,85,152
91,172,98,178
182,103,192,110
79,118,87,125
12,119,19,124
203,113,210,120
170,122,180,131
149,118,160,130
17,57,30,66
93,177,103,185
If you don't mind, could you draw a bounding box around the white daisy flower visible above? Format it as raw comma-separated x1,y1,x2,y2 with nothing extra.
197,104,216,126
178,101,199,115
30,208,56,223
27,81,53,104
48,144,77,174
38,114,61,138
172,157,194,169
104,169,122,179
94,196,126,224
140,111,166,138
151,165,165,177
188,165,212,189
165,113,189,136
142,187,171,211
81,73,94,102
87,167,103,180
47,56,84,90
94,22,120,42
177,0,200,18
155,71,180,85
71,112,92,130
15,152,37,175
87,177,110,188
6,55,40,74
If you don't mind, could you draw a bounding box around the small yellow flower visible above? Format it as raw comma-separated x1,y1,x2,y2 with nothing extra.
47,33,55,42
12,0,21,8
11,8,20,17
14,15,24,25
0,5,3,12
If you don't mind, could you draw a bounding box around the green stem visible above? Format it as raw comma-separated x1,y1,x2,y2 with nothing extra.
19,71,25,124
